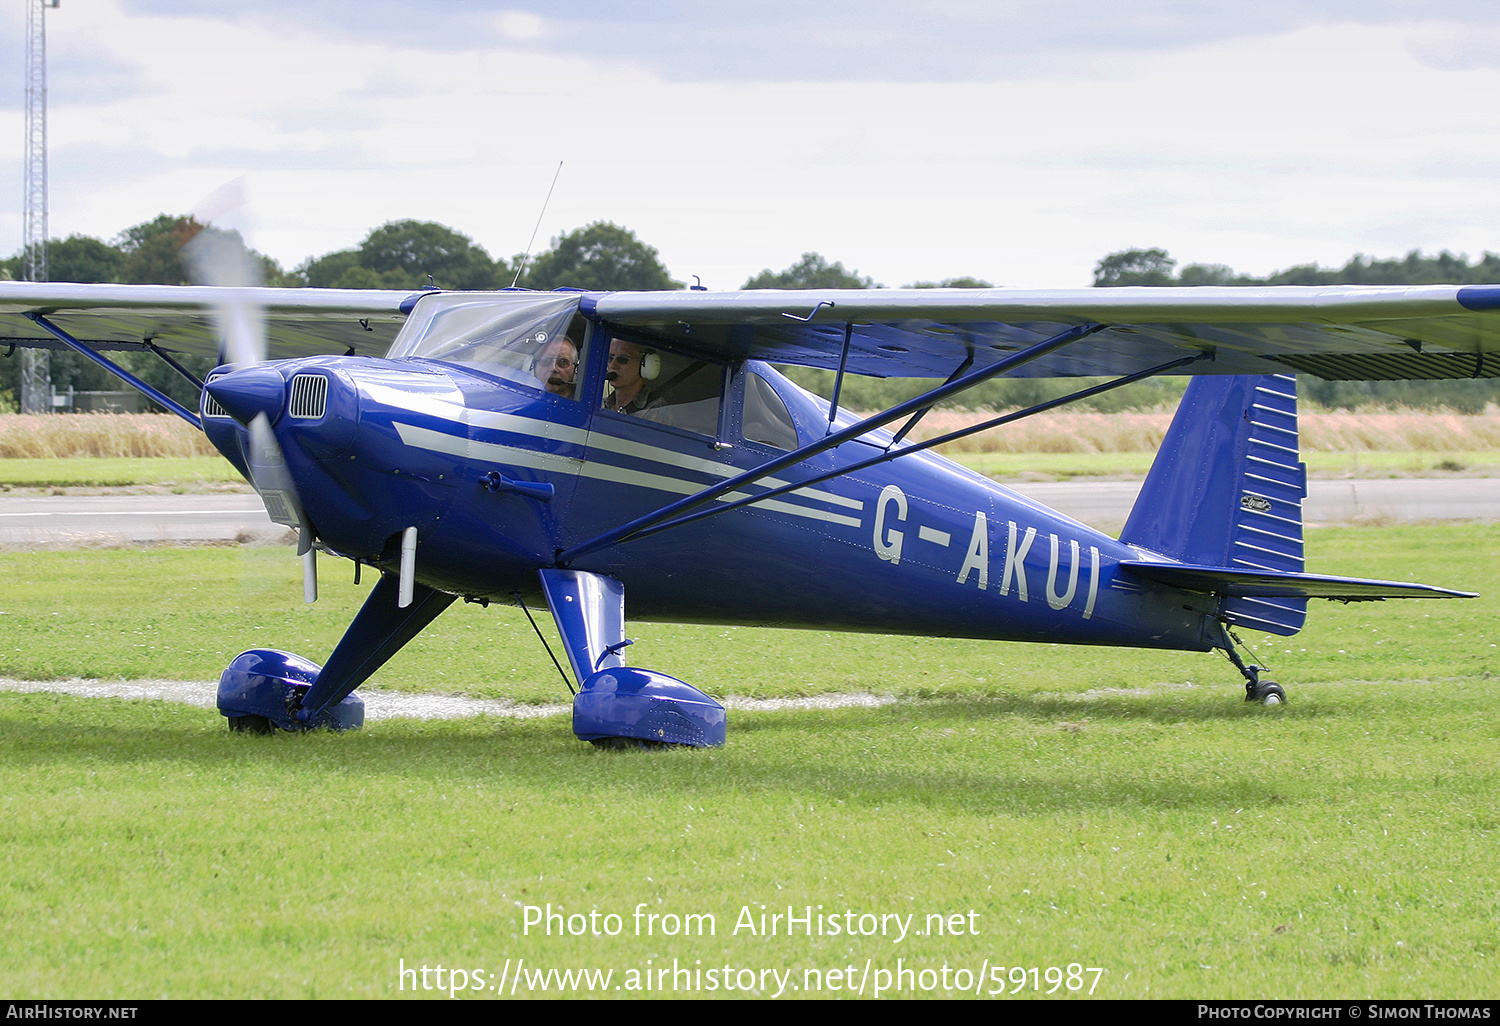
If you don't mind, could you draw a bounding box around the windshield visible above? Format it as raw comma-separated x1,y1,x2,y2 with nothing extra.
386,292,583,391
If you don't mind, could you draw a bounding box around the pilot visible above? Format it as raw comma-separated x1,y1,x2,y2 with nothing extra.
603,339,654,414
531,336,578,399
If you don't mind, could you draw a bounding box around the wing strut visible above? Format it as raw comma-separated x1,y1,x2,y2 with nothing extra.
557,322,1106,564
586,350,1208,550
144,340,206,392
825,321,854,432
25,313,202,427
888,348,974,448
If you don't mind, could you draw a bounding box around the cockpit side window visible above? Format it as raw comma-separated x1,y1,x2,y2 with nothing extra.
524,313,592,401
602,336,725,437
386,292,585,399
742,369,800,450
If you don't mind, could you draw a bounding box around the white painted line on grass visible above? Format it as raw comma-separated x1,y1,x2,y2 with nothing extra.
0,677,898,720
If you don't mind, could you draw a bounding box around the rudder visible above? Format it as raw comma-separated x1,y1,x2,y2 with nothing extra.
1119,374,1308,635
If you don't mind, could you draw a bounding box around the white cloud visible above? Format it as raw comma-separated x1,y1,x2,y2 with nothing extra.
1402,19,1500,70
492,10,548,41
14,4,1500,289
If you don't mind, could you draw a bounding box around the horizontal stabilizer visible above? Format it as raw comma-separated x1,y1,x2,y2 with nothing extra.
1118,561,1477,601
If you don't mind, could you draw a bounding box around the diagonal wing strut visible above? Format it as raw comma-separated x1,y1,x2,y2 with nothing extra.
601,351,1210,550
556,322,1108,564
27,313,203,427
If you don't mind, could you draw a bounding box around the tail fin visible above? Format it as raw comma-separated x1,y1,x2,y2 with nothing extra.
1120,374,1308,635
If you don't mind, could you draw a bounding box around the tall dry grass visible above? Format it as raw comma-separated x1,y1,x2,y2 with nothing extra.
1296,410,1500,452
912,410,1172,453
0,408,1497,460
0,413,217,459
910,408,1500,454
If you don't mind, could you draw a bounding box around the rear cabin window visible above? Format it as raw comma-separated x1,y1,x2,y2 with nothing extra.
742,370,799,450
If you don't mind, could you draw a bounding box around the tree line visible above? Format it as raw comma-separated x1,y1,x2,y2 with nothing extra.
0,216,687,409
1,217,1495,412
1092,247,1500,412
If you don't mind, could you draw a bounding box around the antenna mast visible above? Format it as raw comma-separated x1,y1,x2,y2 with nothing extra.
511,161,563,288
21,0,59,414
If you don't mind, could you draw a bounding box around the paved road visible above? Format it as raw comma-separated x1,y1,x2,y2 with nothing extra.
0,494,289,546
0,478,1491,546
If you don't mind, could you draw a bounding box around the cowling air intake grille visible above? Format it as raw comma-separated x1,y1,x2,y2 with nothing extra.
201,374,229,419
259,489,299,527
288,374,329,419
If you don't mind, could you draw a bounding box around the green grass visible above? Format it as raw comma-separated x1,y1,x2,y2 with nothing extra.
2,681,1496,999
0,525,1494,999
0,525,1490,699
0,456,242,489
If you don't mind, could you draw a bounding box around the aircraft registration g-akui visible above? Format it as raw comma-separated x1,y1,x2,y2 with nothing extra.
0,267,1486,745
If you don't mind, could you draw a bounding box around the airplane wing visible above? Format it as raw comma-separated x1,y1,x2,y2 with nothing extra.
589,284,1500,379
2,279,1498,380
0,281,415,361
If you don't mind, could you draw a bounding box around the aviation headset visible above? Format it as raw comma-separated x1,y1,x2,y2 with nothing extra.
605,342,660,384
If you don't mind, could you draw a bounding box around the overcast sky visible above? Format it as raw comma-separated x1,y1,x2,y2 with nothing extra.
5,1,1500,288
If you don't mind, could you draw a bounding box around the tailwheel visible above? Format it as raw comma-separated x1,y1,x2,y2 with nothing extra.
1220,623,1287,707
1246,681,1287,706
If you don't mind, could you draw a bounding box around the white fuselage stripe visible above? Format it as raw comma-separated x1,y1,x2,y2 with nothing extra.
392,421,862,528
384,394,862,512
395,423,585,473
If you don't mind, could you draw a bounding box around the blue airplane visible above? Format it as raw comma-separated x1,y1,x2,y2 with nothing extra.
0,276,1486,746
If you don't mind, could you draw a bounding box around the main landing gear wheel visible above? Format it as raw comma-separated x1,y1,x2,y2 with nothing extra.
217,649,366,733
589,736,672,751
572,667,727,748
1245,681,1287,705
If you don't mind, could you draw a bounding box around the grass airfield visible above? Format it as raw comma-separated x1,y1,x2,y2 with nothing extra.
0,524,1495,999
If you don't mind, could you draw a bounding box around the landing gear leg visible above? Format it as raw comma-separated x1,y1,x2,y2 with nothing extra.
1216,622,1287,705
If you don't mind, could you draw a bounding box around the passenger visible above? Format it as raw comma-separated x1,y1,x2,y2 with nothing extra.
603,339,654,414
531,336,577,399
